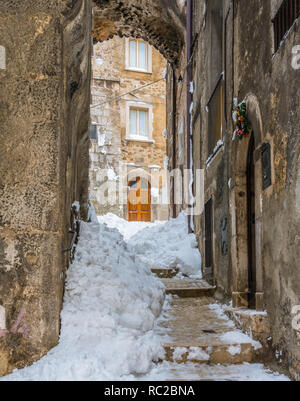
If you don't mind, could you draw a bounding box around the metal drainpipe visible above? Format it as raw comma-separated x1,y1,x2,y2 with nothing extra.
186,0,193,233
172,65,177,219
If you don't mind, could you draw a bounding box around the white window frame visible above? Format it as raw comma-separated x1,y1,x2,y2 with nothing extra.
125,38,153,74
125,102,154,142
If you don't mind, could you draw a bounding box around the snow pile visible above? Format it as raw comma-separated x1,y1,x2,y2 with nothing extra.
98,213,164,241
3,218,165,381
128,212,202,277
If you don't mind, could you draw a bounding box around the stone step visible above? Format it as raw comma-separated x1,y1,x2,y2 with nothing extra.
156,297,267,367
162,278,216,298
163,342,263,365
151,268,179,279
151,289,287,379
223,307,271,344
141,362,290,381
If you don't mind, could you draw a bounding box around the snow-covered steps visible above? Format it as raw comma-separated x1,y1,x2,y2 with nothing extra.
163,342,263,365
157,297,268,366
162,278,215,298
141,361,290,381
151,268,179,279
223,307,271,352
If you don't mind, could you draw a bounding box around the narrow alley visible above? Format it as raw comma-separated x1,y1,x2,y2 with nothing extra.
0,0,299,383
1,212,289,381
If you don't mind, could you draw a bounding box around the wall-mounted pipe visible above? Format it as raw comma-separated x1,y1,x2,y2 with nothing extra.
172,65,177,218
186,0,193,233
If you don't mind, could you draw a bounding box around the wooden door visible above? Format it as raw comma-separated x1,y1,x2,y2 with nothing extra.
247,135,257,309
128,178,151,222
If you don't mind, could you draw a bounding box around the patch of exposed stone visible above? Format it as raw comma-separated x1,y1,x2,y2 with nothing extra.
92,0,184,63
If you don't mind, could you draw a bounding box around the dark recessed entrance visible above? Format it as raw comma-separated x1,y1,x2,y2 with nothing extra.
247,134,257,309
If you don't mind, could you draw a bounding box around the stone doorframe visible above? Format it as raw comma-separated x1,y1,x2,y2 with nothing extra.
230,94,265,311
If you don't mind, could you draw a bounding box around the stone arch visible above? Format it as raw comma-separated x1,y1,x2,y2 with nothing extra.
127,167,152,183
230,94,265,310
92,0,184,63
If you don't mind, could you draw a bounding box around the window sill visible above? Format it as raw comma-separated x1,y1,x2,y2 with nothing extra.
125,137,155,144
206,140,224,168
125,67,152,75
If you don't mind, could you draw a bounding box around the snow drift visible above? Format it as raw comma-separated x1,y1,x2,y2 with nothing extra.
3,216,165,381
128,212,202,277
98,212,163,241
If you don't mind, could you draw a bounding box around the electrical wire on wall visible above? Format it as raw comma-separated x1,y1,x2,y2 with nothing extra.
90,78,166,109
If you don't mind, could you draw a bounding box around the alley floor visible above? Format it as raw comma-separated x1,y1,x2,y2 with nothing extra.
142,277,289,381
1,212,290,381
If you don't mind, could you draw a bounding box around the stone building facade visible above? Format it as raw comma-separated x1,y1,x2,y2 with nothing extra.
166,0,300,380
89,37,169,222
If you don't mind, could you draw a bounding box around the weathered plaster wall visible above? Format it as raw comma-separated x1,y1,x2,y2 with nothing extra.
232,0,300,380
0,0,92,375
166,0,300,379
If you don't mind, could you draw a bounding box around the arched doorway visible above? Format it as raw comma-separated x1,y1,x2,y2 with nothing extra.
230,94,265,311
247,134,257,309
128,178,151,222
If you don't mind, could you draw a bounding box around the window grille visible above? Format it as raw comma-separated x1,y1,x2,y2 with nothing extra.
273,0,300,52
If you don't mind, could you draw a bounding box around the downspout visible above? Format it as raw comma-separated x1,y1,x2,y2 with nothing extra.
186,0,193,233
172,65,177,219
232,0,235,111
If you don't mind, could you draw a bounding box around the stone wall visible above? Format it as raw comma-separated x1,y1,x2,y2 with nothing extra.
0,0,92,375
93,0,185,64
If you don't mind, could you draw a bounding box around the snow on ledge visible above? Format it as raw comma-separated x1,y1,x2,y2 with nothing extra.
206,140,224,168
